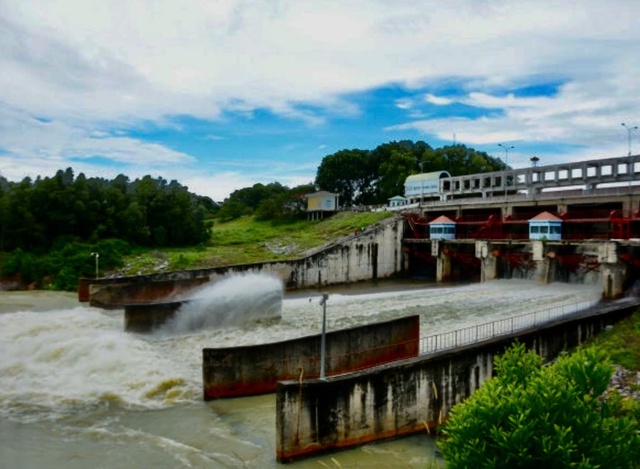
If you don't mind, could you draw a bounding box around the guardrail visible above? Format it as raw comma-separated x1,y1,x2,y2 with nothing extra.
420,299,600,354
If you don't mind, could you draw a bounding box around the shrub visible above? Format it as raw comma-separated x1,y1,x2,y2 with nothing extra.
438,342,640,468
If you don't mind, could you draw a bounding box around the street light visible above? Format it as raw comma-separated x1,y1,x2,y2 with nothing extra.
319,292,329,380
498,144,514,198
90,252,99,279
498,143,514,167
621,123,638,156
530,156,540,167
419,161,424,206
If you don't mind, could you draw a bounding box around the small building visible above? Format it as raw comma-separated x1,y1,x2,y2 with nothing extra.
429,215,456,240
306,191,339,220
388,195,408,208
529,211,563,241
404,171,451,204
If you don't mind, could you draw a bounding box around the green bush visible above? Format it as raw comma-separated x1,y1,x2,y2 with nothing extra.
438,342,640,468
1,238,132,291
1,248,39,284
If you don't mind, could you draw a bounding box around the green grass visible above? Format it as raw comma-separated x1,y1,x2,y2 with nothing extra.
585,311,640,371
119,211,394,275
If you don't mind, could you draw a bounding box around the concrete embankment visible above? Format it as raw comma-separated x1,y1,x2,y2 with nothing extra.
80,216,405,308
203,315,420,399
124,300,187,332
275,300,640,463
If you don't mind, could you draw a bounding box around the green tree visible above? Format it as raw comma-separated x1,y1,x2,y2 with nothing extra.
218,182,288,221
439,343,640,469
315,149,373,206
426,145,503,176
255,183,316,221
373,140,433,202
316,141,501,206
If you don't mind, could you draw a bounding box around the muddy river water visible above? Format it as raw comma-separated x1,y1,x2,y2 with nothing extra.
0,277,601,468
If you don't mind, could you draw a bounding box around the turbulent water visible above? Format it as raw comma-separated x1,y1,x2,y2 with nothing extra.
0,277,602,468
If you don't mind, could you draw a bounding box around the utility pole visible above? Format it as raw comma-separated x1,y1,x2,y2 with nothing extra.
498,144,514,198
622,123,638,156
91,252,99,279
319,293,329,380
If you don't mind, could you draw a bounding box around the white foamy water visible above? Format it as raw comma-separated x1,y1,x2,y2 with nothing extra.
0,307,198,422
161,273,284,335
0,278,602,468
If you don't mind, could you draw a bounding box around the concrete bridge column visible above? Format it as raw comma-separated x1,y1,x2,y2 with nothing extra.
622,199,636,217
599,242,626,299
432,240,452,282
476,241,498,282
557,203,568,216
532,241,554,284
602,264,627,299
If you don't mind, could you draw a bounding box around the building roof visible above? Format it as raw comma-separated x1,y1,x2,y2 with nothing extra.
388,195,407,201
305,191,337,197
529,211,563,222
405,171,451,184
429,215,456,225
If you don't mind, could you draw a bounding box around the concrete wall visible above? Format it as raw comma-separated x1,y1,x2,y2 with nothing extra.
275,302,638,463
82,216,405,308
124,300,186,332
90,277,211,309
203,315,420,400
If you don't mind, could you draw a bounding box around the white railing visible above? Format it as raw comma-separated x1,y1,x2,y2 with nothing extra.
420,299,600,354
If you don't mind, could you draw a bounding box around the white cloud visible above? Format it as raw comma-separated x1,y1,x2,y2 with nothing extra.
4,0,638,124
1,0,640,196
395,99,413,110
425,94,453,106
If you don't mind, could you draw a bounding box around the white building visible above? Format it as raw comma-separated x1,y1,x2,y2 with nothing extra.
306,191,339,220
404,171,451,204
388,195,408,208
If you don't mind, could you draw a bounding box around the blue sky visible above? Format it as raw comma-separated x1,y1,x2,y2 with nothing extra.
1,0,639,201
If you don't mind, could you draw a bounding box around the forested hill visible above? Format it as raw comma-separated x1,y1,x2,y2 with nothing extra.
0,168,216,252
0,140,503,291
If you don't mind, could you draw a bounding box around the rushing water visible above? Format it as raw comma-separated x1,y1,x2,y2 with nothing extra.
0,277,602,468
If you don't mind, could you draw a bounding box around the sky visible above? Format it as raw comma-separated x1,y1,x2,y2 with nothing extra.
1,0,640,201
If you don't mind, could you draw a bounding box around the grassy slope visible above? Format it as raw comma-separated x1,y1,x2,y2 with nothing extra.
118,208,640,376
120,211,394,275
584,311,640,371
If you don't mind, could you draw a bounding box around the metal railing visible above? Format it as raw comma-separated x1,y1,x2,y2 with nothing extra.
420,298,600,354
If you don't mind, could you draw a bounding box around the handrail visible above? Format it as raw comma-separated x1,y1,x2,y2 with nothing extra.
420,298,600,354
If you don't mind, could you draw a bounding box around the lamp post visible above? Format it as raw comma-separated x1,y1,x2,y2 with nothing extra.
621,123,638,156
498,143,514,167
498,144,514,198
319,292,329,380
419,161,424,206
90,252,99,279
530,156,540,167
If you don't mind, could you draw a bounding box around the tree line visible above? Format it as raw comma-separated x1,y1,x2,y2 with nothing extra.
219,140,505,220
0,140,502,288
0,167,215,252
315,140,505,207
0,168,216,289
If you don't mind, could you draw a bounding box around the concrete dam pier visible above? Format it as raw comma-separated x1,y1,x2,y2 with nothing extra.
124,273,285,333
275,299,640,462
